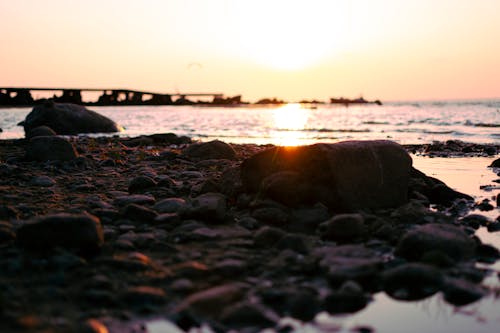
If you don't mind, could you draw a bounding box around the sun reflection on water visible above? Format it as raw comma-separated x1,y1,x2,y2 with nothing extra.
271,103,310,146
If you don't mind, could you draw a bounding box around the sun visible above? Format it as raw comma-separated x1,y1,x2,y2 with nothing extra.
231,1,350,70
271,103,310,146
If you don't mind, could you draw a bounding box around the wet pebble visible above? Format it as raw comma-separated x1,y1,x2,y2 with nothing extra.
382,263,443,300
17,213,104,257
252,207,288,226
153,197,187,214
121,286,166,305
121,203,158,222
318,214,365,242
443,277,487,306
113,194,155,207
128,176,157,194
254,226,286,247
30,175,56,187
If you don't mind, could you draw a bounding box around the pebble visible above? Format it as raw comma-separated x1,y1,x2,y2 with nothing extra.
254,226,286,247
252,207,288,226
188,192,227,222
382,263,443,300
128,175,157,194
121,203,158,222
318,213,365,242
113,194,156,207
30,175,56,187
153,197,187,214
17,213,104,257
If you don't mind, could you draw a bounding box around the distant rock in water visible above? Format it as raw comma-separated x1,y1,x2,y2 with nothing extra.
19,101,122,136
240,140,412,212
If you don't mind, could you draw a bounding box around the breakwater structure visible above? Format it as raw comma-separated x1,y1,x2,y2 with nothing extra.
0,87,226,106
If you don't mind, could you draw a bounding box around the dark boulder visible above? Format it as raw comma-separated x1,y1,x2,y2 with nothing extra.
240,140,412,212
183,140,236,161
17,213,104,257
25,136,78,161
20,101,121,136
25,125,57,139
396,223,476,261
489,158,500,168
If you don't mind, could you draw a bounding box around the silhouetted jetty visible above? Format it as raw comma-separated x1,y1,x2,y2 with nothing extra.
330,96,382,106
0,87,224,107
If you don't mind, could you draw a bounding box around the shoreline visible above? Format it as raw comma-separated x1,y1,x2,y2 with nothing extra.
0,135,499,333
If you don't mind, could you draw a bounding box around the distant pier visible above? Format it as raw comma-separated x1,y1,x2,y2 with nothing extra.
0,87,224,106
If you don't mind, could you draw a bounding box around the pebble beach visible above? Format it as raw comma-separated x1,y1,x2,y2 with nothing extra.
1,121,499,332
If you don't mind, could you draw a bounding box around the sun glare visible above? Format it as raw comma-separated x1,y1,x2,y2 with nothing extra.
271,103,309,146
231,1,350,70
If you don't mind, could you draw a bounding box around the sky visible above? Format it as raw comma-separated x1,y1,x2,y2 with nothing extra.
1,0,499,102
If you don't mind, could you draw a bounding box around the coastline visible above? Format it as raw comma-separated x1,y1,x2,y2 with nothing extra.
0,134,499,333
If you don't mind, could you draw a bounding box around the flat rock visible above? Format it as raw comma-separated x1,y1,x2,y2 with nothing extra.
17,213,104,256
240,140,412,211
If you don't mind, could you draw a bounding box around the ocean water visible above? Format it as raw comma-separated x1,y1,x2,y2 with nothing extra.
1,100,499,145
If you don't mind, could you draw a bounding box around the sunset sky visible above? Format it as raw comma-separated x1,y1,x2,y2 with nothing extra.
1,0,499,102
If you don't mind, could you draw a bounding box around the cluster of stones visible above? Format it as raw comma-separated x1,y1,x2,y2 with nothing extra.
0,104,499,332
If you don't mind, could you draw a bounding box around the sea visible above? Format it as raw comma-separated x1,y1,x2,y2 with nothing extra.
1,100,500,333
0,99,499,145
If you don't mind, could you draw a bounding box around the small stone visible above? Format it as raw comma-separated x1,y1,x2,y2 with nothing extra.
489,157,500,168
382,263,443,300
188,192,227,222
443,277,487,306
121,286,166,305
252,207,288,226
183,140,236,161
30,175,56,187
396,223,476,261
318,213,365,242
77,319,109,333
0,221,16,245
487,222,500,232
121,203,158,222
285,291,321,322
25,136,78,161
153,198,188,214
215,259,247,276
221,301,278,329
288,204,330,233
113,194,155,207
17,213,104,257
25,125,57,139
275,234,311,254
175,283,247,317
128,176,157,194
254,226,286,247
324,283,369,314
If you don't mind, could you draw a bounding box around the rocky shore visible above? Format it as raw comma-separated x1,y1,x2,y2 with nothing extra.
0,134,499,333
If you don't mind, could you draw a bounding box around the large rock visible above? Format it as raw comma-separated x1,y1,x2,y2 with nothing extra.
17,213,104,256
240,140,412,212
20,101,121,135
25,136,78,161
396,223,476,261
